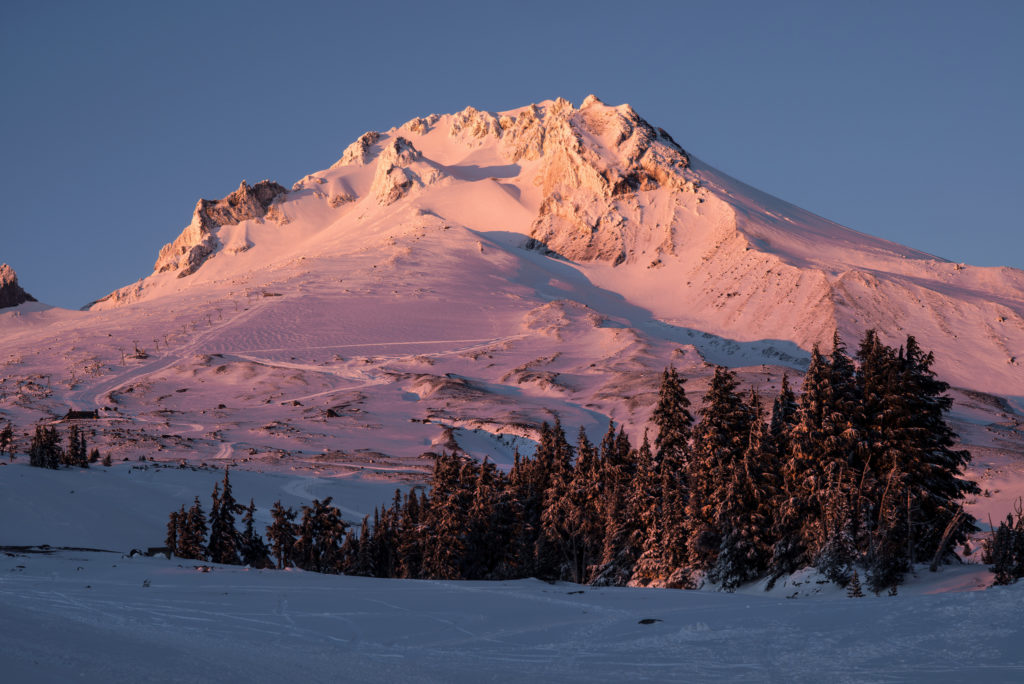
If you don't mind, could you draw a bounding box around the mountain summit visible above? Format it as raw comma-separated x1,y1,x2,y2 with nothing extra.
86,96,1023,396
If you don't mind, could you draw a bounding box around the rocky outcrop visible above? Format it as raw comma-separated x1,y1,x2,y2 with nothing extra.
0,264,36,309
519,96,695,264
333,131,382,167
448,106,503,146
154,180,287,278
370,137,446,206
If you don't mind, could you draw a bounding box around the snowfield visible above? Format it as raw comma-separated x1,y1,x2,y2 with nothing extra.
1,464,1021,684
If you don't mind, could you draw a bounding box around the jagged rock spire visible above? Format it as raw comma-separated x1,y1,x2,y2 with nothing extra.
0,263,37,309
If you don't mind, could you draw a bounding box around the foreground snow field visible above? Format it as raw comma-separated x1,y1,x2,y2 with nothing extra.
1,463,1022,684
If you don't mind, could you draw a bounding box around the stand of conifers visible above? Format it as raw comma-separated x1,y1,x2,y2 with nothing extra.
166,330,992,594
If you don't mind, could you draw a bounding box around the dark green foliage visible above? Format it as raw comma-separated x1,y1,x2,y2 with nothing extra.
178,497,208,560
686,366,751,572
65,425,88,467
29,425,62,469
239,499,272,568
0,421,14,461
293,497,347,573
267,501,298,569
207,469,242,565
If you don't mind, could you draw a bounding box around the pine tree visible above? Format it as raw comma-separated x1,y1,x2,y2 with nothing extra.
179,497,208,560
625,431,663,586
0,421,14,461
893,336,979,563
773,345,832,576
814,464,858,585
652,366,693,465
847,570,864,597
66,425,88,467
710,391,776,590
266,500,297,569
396,491,425,578
769,374,798,453
987,517,1015,585
421,452,470,579
165,508,181,555
207,469,242,565
593,423,636,586
239,499,272,568
685,366,751,575
102,452,112,467
353,516,375,577
293,497,347,573
29,425,62,469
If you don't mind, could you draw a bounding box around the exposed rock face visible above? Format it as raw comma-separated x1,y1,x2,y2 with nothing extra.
370,137,445,206
431,97,695,264
0,264,36,309
519,97,693,264
448,106,503,147
154,180,287,278
333,131,382,167
403,114,440,135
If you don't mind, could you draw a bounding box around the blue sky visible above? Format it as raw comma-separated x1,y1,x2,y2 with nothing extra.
2,0,1021,308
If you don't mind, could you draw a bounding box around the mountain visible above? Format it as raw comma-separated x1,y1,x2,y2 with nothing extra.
0,264,37,309
1,96,1022,489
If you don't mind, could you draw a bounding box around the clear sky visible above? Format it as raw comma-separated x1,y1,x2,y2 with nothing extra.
2,0,1021,309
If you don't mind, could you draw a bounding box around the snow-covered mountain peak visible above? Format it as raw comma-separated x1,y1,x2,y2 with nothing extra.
75,96,1024,398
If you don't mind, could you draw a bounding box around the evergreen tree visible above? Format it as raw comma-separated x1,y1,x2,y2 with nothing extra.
421,452,470,579
685,366,751,574
239,499,272,568
593,423,636,586
626,432,663,586
772,345,831,576
652,366,693,465
293,497,347,573
353,515,375,577
165,508,181,555
814,464,858,585
179,497,208,560
769,374,798,452
0,421,14,461
710,391,776,590
892,336,979,563
396,491,425,578
207,469,242,565
266,500,298,569
66,425,88,467
29,425,62,469
847,570,864,597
